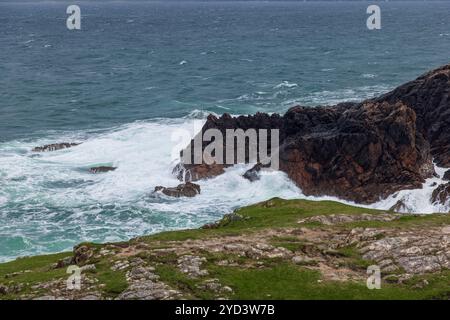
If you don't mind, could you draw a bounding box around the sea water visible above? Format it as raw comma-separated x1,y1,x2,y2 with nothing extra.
1,1,450,261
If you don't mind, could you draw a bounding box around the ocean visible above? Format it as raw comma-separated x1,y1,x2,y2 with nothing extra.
1,1,450,262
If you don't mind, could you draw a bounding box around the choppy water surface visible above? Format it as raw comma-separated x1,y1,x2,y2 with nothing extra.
1,1,450,261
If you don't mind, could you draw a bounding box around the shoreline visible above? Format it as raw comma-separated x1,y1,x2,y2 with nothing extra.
1,198,449,300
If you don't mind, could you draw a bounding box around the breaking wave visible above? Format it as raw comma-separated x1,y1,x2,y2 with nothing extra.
0,115,448,262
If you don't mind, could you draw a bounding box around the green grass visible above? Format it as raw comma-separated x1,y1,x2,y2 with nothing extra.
141,198,383,243
0,198,448,300
208,263,450,300
96,266,128,296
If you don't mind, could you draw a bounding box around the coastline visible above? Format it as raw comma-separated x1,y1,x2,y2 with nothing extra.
1,198,448,300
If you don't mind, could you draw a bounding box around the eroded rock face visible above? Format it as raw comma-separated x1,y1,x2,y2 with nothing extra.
430,183,450,207
374,64,450,167
32,142,80,152
174,65,450,203
279,101,433,203
154,182,200,198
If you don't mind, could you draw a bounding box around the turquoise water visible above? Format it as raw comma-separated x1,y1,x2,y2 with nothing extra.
1,1,450,261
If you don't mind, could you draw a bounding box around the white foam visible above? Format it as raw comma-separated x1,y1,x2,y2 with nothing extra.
0,117,448,262
369,165,449,213
274,81,298,89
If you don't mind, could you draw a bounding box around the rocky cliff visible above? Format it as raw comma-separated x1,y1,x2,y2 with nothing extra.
177,64,450,204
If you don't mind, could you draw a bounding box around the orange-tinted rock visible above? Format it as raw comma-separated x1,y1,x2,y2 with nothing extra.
174,64,450,204
154,182,201,198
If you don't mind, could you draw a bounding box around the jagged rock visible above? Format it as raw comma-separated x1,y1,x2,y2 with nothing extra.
173,65,450,204
174,163,226,182
32,142,80,152
430,183,450,206
89,166,116,173
154,182,200,198
242,163,270,182
389,200,408,213
73,245,94,266
374,64,450,167
443,170,450,181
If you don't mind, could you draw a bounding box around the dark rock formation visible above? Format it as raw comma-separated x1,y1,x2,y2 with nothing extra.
373,65,450,167
242,163,271,182
154,182,201,198
443,170,450,181
89,166,117,174
175,64,450,204
389,200,408,213
430,183,450,207
32,142,80,152
243,164,262,182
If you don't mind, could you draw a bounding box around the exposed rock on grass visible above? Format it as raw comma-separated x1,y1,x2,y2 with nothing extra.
0,199,449,300
297,213,401,225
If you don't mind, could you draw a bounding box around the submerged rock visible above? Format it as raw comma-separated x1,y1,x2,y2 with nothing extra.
32,142,80,152
89,166,117,173
174,64,450,204
154,182,200,198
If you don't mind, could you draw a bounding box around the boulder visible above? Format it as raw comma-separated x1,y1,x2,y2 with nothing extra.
32,142,80,152
154,182,200,198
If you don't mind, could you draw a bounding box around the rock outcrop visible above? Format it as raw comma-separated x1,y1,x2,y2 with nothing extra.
154,182,201,198
32,142,80,152
175,64,450,204
374,64,450,167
